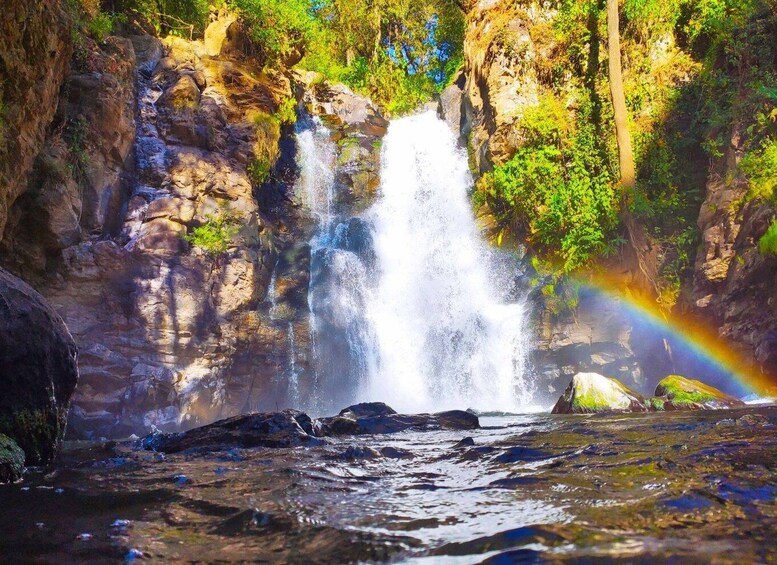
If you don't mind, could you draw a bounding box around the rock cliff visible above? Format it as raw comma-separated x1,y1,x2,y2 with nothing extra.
0,5,386,438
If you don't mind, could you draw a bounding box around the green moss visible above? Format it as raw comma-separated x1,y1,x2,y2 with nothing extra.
0,434,25,483
0,409,59,465
759,220,777,256
647,397,666,411
656,375,721,406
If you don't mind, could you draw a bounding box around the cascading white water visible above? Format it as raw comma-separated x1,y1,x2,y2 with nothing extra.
294,110,533,414
364,111,533,412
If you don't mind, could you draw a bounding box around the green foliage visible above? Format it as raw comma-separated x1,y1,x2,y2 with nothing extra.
742,138,777,203
86,12,114,42
276,97,298,125
184,210,241,257
247,157,272,185
231,0,315,65
477,96,619,273
759,220,777,256
64,115,89,181
251,111,281,183
297,0,465,115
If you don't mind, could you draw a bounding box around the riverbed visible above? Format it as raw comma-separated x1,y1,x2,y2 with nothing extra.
1,406,776,563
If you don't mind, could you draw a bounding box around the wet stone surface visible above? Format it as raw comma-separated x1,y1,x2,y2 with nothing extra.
0,407,776,563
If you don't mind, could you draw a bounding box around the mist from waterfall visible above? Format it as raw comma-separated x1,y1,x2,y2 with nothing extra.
295,111,533,414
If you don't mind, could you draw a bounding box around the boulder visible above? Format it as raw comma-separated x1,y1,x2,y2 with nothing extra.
141,404,480,453
141,410,317,453
650,375,746,411
317,403,480,436
551,372,648,414
0,268,79,464
0,434,24,483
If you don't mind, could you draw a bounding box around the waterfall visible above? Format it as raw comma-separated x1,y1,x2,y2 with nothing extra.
365,112,532,412
295,111,533,414
296,115,375,414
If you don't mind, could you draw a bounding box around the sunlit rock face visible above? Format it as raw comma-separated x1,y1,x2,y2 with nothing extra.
692,128,777,376
40,31,287,438
0,9,389,438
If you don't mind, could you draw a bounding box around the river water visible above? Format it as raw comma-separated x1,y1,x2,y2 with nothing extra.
1,406,775,563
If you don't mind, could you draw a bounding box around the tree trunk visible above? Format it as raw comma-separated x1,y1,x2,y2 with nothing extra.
607,0,635,189
607,0,658,293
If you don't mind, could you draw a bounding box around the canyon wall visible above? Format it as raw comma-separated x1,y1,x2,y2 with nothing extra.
442,0,777,395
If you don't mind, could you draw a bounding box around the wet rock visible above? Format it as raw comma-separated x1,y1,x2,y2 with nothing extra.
318,405,479,436
453,437,475,449
339,446,381,460
651,375,745,411
438,69,466,143
339,402,397,419
551,372,648,414
380,446,414,459
0,268,79,464
736,414,771,427
0,434,25,483
141,410,317,453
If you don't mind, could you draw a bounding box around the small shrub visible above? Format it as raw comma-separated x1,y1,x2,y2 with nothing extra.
247,157,272,185
276,97,297,125
249,111,280,184
741,138,777,203
64,115,89,181
184,210,240,257
86,12,114,42
759,220,777,256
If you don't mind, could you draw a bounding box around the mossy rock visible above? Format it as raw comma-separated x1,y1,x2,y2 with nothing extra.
551,372,648,414
651,375,745,411
0,434,25,483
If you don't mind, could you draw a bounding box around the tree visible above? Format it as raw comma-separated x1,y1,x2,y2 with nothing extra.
606,0,635,189
607,0,658,292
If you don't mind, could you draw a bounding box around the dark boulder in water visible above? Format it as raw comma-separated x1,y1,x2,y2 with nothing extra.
141,410,318,453
140,404,479,453
338,402,397,419
0,268,79,464
318,405,479,436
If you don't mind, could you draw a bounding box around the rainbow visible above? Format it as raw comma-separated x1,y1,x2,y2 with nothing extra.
572,274,777,399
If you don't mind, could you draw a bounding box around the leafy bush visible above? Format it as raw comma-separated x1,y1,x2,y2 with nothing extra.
184,210,240,257
86,12,114,42
250,111,280,184
276,97,298,125
247,157,272,185
759,220,777,256
476,96,619,273
230,0,315,65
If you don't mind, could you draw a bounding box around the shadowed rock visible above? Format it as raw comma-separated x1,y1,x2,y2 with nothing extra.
0,268,79,464
141,403,479,453
318,404,480,436
141,410,317,453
